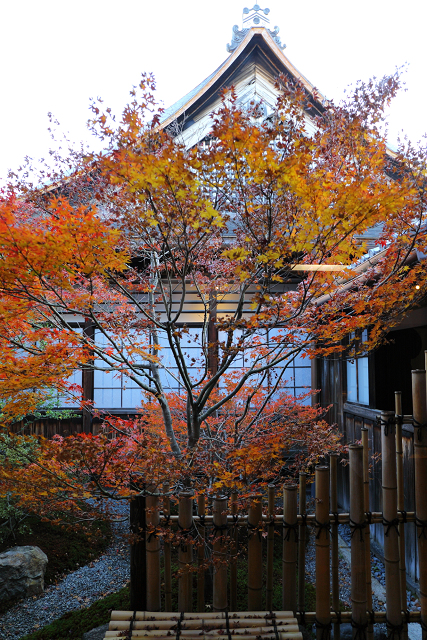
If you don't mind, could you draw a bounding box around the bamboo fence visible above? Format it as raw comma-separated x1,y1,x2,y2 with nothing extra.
113,368,427,640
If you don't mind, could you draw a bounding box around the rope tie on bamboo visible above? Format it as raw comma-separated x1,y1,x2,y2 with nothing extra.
314,518,332,540
398,510,407,523
174,611,185,640
270,612,280,640
367,611,375,625
402,610,411,624
213,523,229,537
415,516,427,539
297,611,306,626
351,618,368,640
283,520,299,542
225,611,232,640
299,513,307,527
163,513,171,526
366,512,373,525
396,414,404,425
334,611,342,625
314,617,332,640
349,518,367,542
386,617,404,639
198,514,206,527
376,414,396,436
127,610,137,639
412,416,427,441
332,511,340,526
382,517,400,537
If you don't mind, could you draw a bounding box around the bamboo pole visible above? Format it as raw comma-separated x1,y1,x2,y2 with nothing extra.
130,494,147,611
178,491,194,612
230,492,238,612
283,485,298,614
162,484,172,612
248,495,263,611
349,445,367,638
395,390,408,640
146,488,161,611
381,410,402,640
197,494,206,613
213,495,228,612
412,369,427,640
297,473,306,615
361,428,373,640
266,484,275,610
329,456,340,640
315,465,331,640
110,612,297,621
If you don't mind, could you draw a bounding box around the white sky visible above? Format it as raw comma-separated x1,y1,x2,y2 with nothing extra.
1,0,426,183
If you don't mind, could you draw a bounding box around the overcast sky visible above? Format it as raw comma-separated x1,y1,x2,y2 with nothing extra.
1,0,426,183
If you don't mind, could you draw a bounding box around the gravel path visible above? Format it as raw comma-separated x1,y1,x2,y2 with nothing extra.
0,510,130,640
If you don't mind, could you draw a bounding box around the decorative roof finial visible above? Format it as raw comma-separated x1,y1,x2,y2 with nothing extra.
227,5,286,53
242,4,270,28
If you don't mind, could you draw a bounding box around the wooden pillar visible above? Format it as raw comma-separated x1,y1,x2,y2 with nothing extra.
412,370,427,640
130,494,147,611
361,428,373,640
298,473,307,615
178,491,193,612
283,484,298,613
330,455,340,640
213,495,228,612
163,483,172,612
315,465,331,640
381,410,402,640
146,488,161,611
349,445,367,638
395,391,408,640
230,492,238,612
248,495,263,611
266,484,275,611
197,494,205,613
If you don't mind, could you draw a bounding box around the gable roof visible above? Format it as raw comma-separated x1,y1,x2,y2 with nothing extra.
160,27,325,146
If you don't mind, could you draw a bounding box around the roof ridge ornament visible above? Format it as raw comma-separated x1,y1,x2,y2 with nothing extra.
227,5,286,53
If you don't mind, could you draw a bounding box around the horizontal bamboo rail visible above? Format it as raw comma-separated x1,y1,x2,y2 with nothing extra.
159,511,416,525
106,612,302,640
104,625,302,640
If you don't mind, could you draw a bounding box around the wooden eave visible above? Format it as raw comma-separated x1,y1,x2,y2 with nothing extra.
160,28,326,131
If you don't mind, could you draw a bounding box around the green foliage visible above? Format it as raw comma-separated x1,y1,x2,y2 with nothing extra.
20,584,130,640
0,434,40,542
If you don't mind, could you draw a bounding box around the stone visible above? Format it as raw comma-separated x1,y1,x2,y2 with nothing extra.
82,624,109,640
0,546,48,602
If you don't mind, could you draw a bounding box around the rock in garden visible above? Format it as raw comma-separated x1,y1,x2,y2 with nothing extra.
0,546,48,601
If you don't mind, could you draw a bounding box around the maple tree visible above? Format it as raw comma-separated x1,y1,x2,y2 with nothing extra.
0,71,426,522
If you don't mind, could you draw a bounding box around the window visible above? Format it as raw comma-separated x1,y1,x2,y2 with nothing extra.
347,330,369,405
93,330,145,409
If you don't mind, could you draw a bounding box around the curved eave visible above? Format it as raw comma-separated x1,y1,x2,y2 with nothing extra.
160,27,325,130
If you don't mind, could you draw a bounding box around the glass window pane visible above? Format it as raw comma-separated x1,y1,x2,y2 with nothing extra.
347,360,357,402
93,387,121,409
358,357,369,405
294,367,312,387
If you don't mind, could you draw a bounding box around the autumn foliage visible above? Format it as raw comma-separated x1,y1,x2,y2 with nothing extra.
0,71,426,524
